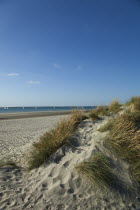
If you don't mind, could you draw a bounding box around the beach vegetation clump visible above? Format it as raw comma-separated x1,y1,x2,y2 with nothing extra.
108,100,122,114
89,111,100,121
126,96,140,112
105,112,140,184
28,110,87,170
98,118,114,132
76,153,119,189
89,106,109,120
93,106,108,116
70,109,88,126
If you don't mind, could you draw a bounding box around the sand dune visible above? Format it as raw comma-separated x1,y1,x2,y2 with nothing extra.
0,116,140,209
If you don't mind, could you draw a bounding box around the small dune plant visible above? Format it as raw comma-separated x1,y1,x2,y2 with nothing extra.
89,111,100,121
93,106,108,116
76,153,119,190
126,96,140,112
89,106,108,121
108,100,122,114
70,109,88,126
98,118,114,132
28,110,87,170
105,112,140,184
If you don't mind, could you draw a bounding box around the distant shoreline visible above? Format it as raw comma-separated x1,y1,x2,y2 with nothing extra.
0,106,95,115
0,110,89,120
0,110,72,120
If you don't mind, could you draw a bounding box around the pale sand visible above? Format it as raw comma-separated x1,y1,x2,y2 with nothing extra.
0,115,68,166
0,116,140,209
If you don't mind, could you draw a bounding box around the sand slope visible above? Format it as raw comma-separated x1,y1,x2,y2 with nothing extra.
0,117,140,209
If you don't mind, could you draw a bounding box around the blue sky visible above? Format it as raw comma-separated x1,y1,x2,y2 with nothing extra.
0,0,140,106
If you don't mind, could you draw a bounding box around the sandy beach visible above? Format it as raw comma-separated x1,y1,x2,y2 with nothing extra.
1,0,140,208
0,114,140,209
0,114,69,166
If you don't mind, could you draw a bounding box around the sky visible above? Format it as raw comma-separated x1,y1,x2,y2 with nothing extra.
0,0,140,106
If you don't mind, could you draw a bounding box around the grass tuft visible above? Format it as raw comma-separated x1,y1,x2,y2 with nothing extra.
89,106,109,121
89,112,100,121
76,153,120,190
28,110,87,170
98,118,114,132
126,96,140,112
108,100,122,114
105,112,140,184
94,106,109,116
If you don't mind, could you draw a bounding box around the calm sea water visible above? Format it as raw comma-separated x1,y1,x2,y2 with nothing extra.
0,106,95,114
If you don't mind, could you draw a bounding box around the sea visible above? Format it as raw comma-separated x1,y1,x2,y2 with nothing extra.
0,106,95,114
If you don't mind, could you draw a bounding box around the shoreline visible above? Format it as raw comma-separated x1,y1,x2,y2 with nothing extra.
0,110,72,120
0,110,90,120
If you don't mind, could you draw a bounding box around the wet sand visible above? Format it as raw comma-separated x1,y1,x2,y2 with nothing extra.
0,110,89,120
0,111,72,120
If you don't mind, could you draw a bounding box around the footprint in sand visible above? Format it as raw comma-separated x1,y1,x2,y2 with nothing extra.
60,184,65,189
67,188,74,194
63,161,69,168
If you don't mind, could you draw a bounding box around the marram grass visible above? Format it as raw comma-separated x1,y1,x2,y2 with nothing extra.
108,100,122,114
98,118,114,132
28,110,87,170
89,106,109,120
105,112,140,184
89,112,100,121
76,153,119,190
126,96,140,112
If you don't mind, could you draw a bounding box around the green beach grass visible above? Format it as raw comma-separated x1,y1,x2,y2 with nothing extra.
98,118,114,132
108,100,122,114
105,110,140,184
28,109,87,170
76,153,120,190
89,106,109,121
